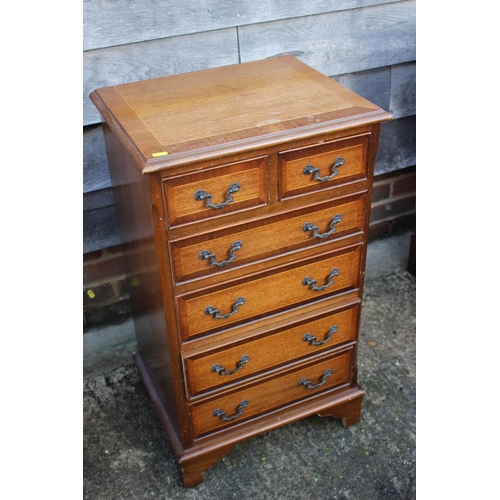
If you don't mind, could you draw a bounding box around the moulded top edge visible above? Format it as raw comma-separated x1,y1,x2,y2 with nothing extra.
141,109,392,174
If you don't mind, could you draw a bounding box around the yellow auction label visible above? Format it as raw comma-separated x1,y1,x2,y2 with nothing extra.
152,151,169,157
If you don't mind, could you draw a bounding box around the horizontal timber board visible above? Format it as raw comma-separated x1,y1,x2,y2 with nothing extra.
389,63,416,118
84,2,415,126
377,116,415,175
84,125,111,193
238,1,416,77
84,188,114,212
83,0,403,51
335,68,390,121
83,206,120,254
336,62,415,120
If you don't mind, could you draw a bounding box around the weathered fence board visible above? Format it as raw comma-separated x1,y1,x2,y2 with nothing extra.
390,62,416,118
84,206,120,253
84,188,114,212
337,62,415,120
335,68,391,118
377,116,416,175
238,1,415,77
83,125,110,193
84,28,239,125
84,0,402,51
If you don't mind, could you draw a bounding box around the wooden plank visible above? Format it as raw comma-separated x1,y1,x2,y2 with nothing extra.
390,62,416,118
84,29,239,125
376,116,416,175
336,62,415,120
84,125,111,193
83,206,120,254
335,68,391,119
84,0,402,51
238,1,416,77
84,188,114,212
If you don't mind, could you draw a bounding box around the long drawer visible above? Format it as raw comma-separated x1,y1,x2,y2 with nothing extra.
177,245,362,340
190,347,353,438
183,303,359,397
170,194,366,284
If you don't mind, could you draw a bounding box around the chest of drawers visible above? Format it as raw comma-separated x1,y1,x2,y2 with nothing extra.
90,56,392,487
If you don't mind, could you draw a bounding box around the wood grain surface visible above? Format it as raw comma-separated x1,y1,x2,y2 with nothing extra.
183,304,359,396
84,0,401,51
190,348,353,437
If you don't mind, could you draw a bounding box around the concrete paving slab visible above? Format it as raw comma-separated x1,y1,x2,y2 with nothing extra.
83,232,416,499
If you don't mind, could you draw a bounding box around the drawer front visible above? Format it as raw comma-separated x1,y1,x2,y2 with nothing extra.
183,303,359,397
279,134,369,199
190,348,353,438
171,194,366,283
163,156,268,226
177,245,362,340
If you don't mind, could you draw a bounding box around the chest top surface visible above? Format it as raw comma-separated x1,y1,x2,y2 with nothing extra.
90,56,391,172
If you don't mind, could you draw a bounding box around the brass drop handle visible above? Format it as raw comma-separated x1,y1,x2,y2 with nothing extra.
302,268,339,291
299,369,332,390
303,157,344,183
213,400,249,422
205,297,245,320
199,241,243,267
303,214,342,239
303,325,338,346
211,355,250,376
194,182,240,209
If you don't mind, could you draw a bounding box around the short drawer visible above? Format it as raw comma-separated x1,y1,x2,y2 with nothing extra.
279,134,369,199
170,193,366,283
183,303,359,397
162,156,268,226
190,348,353,438
177,245,362,340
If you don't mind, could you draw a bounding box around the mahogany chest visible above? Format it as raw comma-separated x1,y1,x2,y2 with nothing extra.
90,56,392,487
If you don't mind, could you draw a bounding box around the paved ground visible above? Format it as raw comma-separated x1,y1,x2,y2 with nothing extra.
83,232,416,499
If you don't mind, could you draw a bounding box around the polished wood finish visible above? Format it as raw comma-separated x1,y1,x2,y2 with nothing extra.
90,56,391,487
183,302,359,397
163,155,269,226
190,348,353,438
177,245,361,340
90,56,390,170
171,193,366,283
279,133,369,199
